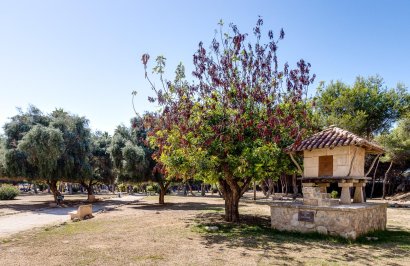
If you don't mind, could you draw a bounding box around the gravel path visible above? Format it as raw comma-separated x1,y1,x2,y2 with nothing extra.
0,195,144,238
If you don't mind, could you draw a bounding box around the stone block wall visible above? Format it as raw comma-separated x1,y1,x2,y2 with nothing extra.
302,186,338,206
270,203,387,240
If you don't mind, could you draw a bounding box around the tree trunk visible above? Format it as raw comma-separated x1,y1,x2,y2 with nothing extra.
370,157,380,199
253,181,256,200
158,181,170,205
280,173,286,194
382,161,393,199
187,183,196,196
48,180,60,202
80,181,94,201
292,173,298,195
201,183,206,196
159,188,165,204
218,178,250,223
220,180,240,223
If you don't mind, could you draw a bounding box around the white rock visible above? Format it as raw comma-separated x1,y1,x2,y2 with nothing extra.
205,226,219,231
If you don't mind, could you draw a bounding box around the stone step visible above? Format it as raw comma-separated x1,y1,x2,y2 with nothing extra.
318,198,339,207
303,198,318,206
303,192,330,199
302,187,321,194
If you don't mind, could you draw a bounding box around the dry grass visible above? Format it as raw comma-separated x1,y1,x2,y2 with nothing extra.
0,195,409,266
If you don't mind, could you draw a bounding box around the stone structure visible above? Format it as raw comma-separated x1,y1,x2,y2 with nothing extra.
270,202,387,240
270,126,387,239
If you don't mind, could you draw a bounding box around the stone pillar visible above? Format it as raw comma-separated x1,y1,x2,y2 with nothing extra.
338,183,353,205
318,183,330,193
353,182,366,203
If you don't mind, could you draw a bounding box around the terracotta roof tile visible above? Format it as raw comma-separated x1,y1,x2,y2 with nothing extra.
285,126,384,154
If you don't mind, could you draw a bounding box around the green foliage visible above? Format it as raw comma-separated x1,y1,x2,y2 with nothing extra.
330,190,338,199
143,19,316,220
0,185,20,200
109,118,152,184
0,135,6,177
89,131,114,186
6,109,93,186
376,114,410,165
117,183,126,192
18,125,64,180
315,76,409,139
50,110,92,182
146,184,159,193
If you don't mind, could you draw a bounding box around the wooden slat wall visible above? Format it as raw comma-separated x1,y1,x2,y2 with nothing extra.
319,155,333,177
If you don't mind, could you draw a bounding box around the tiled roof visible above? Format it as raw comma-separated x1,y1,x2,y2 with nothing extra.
285,126,384,154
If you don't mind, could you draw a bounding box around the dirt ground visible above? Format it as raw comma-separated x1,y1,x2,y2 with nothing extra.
0,194,409,266
0,192,120,216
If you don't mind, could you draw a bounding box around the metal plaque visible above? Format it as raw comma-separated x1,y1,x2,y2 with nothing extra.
298,211,314,222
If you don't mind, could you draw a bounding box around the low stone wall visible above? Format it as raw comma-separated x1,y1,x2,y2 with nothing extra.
270,202,387,239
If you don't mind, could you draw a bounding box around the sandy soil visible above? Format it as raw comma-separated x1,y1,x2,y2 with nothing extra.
0,194,409,266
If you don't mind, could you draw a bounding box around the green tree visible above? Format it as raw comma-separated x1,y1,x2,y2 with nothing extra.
142,18,315,222
110,119,157,198
315,76,409,139
376,114,410,198
82,131,115,199
3,106,50,183
3,106,96,202
18,125,64,200
0,135,6,177
50,110,93,196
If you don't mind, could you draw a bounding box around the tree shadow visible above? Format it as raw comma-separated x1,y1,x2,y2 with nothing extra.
191,212,410,265
130,201,225,212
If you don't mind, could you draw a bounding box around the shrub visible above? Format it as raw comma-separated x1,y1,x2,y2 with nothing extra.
117,183,126,192
0,185,20,200
330,190,339,199
146,184,159,193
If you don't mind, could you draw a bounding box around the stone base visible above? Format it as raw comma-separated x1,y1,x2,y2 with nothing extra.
270,202,387,240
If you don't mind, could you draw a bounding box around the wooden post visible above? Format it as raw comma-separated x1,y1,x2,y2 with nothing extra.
347,147,358,176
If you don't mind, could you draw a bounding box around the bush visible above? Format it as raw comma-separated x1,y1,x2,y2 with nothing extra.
117,183,126,192
146,184,159,193
0,185,20,200
330,190,338,199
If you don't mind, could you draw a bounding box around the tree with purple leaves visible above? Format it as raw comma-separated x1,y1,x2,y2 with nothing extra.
142,18,315,222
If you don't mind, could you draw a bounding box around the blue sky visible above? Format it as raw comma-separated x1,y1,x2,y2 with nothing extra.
0,0,409,134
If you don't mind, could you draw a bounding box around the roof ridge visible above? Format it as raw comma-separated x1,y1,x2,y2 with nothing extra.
285,126,384,154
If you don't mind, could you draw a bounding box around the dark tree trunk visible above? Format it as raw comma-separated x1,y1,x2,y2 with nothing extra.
219,179,240,223
292,173,298,194
187,183,196,196
80,181,94,201
370,157,380,199
48,180,60,202
218,177,251,223
158,181,170,205
253,181,256,200
382,161,393,199
261,179,275,198
201,183,206,196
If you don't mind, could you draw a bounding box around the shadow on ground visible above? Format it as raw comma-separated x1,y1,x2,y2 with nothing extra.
190,212,410,265
0,195,137,215
130,200,225,212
